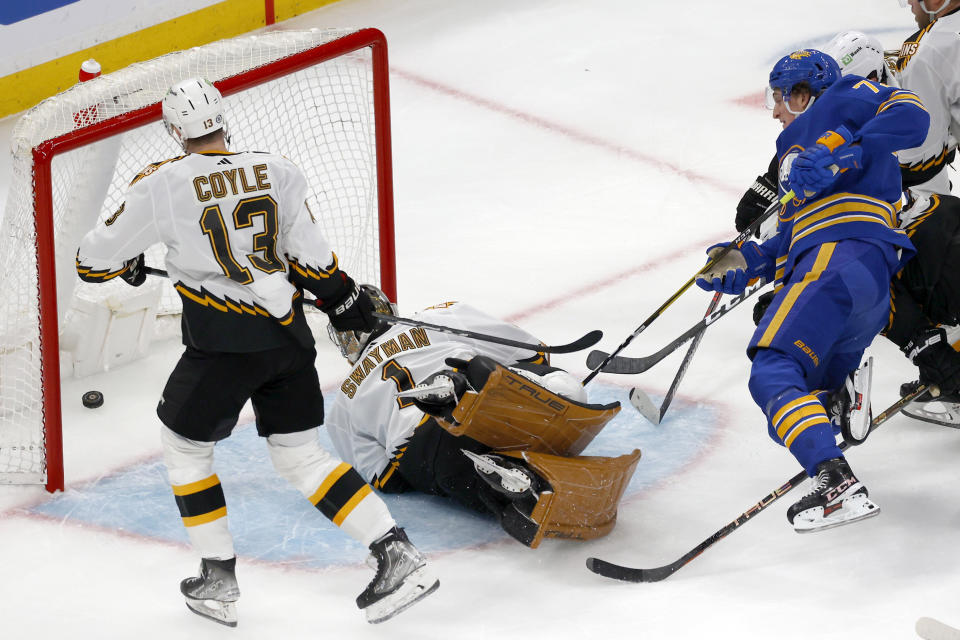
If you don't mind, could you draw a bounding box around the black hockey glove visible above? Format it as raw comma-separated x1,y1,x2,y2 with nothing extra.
317,274,377,332
903,327,960,397
120,253,146,287
411,370,470,422
752,290,775,327
735,174,778,235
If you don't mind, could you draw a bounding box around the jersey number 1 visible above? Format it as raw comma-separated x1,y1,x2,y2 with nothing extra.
382,360,417,409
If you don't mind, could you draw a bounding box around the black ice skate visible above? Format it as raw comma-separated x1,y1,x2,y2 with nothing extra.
180,557,240,627
900,380,960,428
356,527,439,624
786,457,879,533
829,357,873,445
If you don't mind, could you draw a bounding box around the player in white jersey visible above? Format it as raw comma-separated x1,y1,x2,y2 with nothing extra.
326,295,640,548
76,78,437,626
896,0,960,196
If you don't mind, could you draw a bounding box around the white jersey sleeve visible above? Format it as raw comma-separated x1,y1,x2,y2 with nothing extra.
273,160,336,277
76,162,165,275
325,302,544,484
896,9,960,196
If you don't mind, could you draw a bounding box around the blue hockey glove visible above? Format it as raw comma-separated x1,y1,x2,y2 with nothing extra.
695,241,768,295
789,126,863,196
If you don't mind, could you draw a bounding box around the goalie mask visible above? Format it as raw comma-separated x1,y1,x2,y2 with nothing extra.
327,284,395,364
162,77,230,150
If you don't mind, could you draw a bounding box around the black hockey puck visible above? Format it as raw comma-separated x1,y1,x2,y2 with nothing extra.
82,390,104,409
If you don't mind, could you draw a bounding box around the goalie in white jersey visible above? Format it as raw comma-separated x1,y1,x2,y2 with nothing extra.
76,78,437,626
327,296,640,549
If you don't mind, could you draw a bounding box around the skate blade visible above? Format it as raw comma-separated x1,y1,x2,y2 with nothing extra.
793,493,880,533
363,566,440,624
903,402,960,429
629,388,661,425
917,616,960,640
185,598,238,627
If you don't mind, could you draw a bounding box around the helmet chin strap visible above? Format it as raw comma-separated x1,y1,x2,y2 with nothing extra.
921,0,951,17
785,94,816,116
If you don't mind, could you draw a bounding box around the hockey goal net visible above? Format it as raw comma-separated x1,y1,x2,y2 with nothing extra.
0,28,396,492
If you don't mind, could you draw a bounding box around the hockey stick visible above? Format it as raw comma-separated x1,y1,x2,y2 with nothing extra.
585,383,935,583
581,193,789,385
629,291,722,424
146,267,598,354
373,312,602,354
586,279,766,375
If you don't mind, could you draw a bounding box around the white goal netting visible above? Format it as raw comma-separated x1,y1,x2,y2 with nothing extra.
0,28,393,488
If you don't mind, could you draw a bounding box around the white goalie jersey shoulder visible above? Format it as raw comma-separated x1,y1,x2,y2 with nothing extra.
325,301,545,482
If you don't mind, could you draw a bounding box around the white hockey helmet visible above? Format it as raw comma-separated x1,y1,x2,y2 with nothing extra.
822,31,886,81
161,77,229,149
327,284,396,365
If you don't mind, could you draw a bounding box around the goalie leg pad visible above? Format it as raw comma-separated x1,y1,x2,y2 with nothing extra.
441,363,620,456
497,448,642,548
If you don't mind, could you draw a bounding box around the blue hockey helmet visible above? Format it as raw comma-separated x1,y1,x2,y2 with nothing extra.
767,49,841,108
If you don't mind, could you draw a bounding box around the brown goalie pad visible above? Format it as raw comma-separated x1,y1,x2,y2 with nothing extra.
499,448,641,549
439,364,620,456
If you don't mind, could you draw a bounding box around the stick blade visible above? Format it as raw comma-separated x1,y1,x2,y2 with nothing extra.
917,617,960,640
585,557,676,583
561,329,603,353
585,350,609,371
629,388,661,424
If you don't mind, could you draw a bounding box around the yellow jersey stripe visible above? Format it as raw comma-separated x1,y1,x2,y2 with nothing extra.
771,396,819,429
758,243,836,348
775,404,826,440
309,462,352,506
784,415,830,448
172,474,221,496
331,484,373,527
182,506,228,528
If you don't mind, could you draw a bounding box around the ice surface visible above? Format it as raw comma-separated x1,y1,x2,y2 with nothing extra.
1,1,957,639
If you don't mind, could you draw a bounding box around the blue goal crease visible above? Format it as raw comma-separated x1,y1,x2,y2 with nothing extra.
29,384,717,569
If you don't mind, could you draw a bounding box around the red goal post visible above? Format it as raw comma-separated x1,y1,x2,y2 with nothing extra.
1,28,397,492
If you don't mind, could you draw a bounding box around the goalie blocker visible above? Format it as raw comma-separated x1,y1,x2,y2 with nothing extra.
415,357,640,548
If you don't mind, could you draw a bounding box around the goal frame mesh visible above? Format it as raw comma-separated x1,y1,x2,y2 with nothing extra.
20,28,396,492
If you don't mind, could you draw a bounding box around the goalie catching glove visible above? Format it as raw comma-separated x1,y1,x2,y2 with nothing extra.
401,356,498,422
788,126,863,195
903,327,960,397
695,241,769,295
408,370,471,423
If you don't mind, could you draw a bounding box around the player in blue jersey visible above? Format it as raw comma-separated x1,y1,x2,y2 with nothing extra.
697,50,929,533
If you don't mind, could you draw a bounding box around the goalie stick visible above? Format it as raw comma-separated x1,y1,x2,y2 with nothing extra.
629,291,722,424
373,312,602,354
917,617,960,640
586,279,766,375
145,268,600,354
581,192,791,385
585,384,935,583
